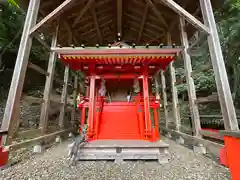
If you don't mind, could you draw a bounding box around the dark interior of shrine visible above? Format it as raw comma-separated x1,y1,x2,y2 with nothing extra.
96,79,141,102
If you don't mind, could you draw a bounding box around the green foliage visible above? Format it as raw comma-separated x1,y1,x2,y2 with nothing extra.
194,71,216,92
175,0,240,105
7,0,19,8
0,5,23,52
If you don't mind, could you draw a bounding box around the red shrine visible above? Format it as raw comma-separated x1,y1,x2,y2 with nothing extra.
58,42,182,142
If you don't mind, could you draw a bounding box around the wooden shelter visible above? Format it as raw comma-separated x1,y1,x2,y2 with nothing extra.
0,0,240,177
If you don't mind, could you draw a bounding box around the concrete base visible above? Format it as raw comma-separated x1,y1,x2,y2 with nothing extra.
33,145,43,153
68,132,73,138
55,136,62,143
69,140,170,164
176,136,184,145
166,132,172,138
193,144,207,154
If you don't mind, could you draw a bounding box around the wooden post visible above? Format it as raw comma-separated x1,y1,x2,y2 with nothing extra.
59,65,70,129
179,16,201,137
71,75,78,126
39,23,59,134
199,0,239,131
160,70,169,128
167,33,181,131
0,0,40,145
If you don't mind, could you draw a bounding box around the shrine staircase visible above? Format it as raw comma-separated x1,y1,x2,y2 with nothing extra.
74,99,170,164
98,102,141,139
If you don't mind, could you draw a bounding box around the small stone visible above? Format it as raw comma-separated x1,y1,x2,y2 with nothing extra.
33,145,43,153
55,136,62,143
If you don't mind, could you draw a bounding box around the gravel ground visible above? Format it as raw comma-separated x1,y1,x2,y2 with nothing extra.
0,138,230,180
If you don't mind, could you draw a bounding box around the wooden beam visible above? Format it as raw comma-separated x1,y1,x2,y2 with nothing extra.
161,70,169,128
71,75,78,125
148,34,164,44
54,77,64,85
125,13,164,32
130,27,154,40
1,0,40,145
90,4,103,44
81,28,96,36
97,0,110,7
59,65,70,129
180,16,201,137
200,130,223,140
161,126,224,158
117,0,122,35
131,21,160,37
16,125,60,138
63,21,73,45
75,22,94,32
159,0,209,34
100,19,113,28
145,0,168,29
29,0,76,35
34,35,50,51
137,5,149,44
72,0,95,28
69,0,110,18
39,23,59,134
6,128,73,151
200,0,239,131
167,32,181,131
27,62,49,76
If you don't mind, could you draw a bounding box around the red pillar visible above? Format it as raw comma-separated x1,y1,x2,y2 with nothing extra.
87,74,96,138
95,107,101,139
138,106,145,139
0,134,8,167
143,66,152,137
80,107,86,132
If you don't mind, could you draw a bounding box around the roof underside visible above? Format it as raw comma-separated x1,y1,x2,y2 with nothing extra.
58,47,182,75
18,0,220,46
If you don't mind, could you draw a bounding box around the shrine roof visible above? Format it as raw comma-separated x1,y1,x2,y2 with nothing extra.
17,0,222,46
57,45,182,75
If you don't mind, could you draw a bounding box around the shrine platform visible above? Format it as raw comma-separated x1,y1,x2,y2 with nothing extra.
70,139,170,164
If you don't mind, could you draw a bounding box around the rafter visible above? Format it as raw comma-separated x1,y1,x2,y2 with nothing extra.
145,0,168,29
117,0,122,35
98,0,111,7
63,22,73,44
130,21,160,38
90,4,103,44
100,20,113,28
75,23,94,32
98,14,112,22
81,28,96,36
72,0,94,28
29,0,76,35
62,21,81,45
149,35,164,44
137,5,149,43
96,7,112,15
168,0,190,31
68,0,110,19
72,15,92,24
158,0,210,34
125,13,164,32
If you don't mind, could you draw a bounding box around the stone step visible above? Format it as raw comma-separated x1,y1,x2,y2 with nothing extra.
68,140,170,164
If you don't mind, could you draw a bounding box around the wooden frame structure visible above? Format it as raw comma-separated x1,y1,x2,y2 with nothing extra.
0,0,239,170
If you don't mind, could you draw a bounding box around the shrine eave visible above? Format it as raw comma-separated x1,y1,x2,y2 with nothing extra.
56,46,182,74
52,46,183,55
